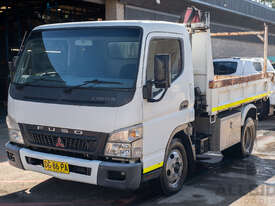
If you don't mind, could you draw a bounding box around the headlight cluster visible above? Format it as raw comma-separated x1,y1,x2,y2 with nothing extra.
6,115,24,144
104,124,143,159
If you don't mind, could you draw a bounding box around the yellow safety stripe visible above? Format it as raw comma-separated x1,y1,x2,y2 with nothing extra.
212,92,271,113
143,161,164,174
143,92,271,173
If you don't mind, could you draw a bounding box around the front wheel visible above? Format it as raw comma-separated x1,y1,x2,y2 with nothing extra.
160,139,188,195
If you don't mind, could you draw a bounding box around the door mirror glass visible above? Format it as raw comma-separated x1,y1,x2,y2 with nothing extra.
154,54,171,88
143,81,153,100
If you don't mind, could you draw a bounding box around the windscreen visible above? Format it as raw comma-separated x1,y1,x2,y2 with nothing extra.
213,61,238,75
13,27,142,89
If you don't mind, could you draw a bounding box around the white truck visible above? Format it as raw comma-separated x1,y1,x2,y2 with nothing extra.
214,57,275,118
213,57,274,77
5,19,271,194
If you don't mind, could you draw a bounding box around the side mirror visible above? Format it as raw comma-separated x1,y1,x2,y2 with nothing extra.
143,81,153,100
154,54,171,88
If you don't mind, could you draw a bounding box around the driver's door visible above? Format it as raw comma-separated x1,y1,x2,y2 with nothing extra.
142,32,194,173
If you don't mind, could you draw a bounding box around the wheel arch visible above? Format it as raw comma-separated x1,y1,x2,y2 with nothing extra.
165,123,195,171
241,104,257,126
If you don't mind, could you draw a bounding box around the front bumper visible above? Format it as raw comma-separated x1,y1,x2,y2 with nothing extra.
5,142,24,169
5,142,142,190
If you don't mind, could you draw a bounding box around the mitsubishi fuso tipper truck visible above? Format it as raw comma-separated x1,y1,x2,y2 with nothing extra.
5,19,272,195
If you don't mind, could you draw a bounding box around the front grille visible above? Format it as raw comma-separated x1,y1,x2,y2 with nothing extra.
29,132,96,152
20,124,109,156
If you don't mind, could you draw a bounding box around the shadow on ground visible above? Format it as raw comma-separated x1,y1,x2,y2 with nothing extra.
0,176,162,206
0,154,275,206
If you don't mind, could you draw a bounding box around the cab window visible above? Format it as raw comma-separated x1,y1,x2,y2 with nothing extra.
253,62,262,72
146,38,183,82
213,61,238,75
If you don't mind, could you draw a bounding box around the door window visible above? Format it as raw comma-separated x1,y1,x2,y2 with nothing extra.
146,39,183,83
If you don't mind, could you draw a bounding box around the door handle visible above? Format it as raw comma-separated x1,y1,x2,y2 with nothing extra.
179,100,189,110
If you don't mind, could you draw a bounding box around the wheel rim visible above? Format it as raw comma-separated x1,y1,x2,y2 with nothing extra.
244,125,253,153
165,149,184,188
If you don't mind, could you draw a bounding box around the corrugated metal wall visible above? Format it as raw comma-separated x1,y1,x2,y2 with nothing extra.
193,0,275,23
125,6,179,22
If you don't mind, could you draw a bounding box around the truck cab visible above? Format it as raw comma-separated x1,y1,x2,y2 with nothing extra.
6,21,195,193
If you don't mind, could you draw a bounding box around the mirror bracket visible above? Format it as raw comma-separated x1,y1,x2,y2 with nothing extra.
149,88,168,102
143,80,168,103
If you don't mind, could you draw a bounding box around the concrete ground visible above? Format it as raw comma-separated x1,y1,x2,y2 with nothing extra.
0,117,275,206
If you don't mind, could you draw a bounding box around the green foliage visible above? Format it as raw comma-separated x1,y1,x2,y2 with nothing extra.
256,0,275,8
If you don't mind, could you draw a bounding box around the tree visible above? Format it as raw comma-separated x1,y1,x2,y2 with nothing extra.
254,0,274,7
258,0,275,8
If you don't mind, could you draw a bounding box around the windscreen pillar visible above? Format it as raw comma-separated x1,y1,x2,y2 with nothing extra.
105,0,125,20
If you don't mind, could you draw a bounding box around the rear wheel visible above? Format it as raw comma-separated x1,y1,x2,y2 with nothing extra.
222,117,256,158
160,139,188,195
240,117,256,157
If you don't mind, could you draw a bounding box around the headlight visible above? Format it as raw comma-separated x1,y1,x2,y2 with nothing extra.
104,124,143,159
6,115,24,144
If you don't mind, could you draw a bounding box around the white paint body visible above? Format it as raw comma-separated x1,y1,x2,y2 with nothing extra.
7,21,270,186
8,21,194,178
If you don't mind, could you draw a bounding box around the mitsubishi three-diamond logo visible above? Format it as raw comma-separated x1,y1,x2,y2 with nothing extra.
56,137,65,148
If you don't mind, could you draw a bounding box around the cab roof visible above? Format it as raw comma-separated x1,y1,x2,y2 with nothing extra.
34,20,187,34
214,57,266,63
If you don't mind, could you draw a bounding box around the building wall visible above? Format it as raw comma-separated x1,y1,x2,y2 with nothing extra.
191,0,275,24
212,39,275,59
105,0,124,20
125,5,179,22
125,5,275,59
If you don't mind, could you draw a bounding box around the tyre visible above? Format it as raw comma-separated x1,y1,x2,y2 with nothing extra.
222,117,256,158
160,139,188,195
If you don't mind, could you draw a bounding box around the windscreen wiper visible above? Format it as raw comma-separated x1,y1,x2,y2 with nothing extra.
64,79,122,93
15,77,64,90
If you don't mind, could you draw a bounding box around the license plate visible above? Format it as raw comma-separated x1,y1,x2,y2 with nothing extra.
43,160,69,174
